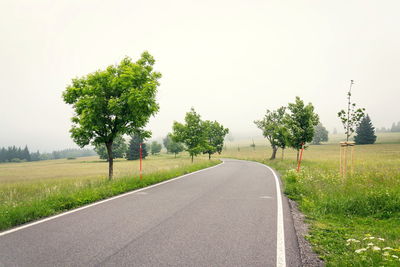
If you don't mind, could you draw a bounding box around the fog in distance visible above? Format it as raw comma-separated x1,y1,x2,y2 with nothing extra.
1,0,399,151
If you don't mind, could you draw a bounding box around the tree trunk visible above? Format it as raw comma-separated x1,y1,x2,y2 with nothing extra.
174,153,177,158
106,142,113,180
191,155,194,163
296,150,300,162
281,148,285,160
208,153,211,160
270,146,278,160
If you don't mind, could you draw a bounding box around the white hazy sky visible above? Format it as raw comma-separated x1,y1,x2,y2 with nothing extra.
1,0,399,152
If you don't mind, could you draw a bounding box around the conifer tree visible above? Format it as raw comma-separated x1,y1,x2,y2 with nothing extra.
23,145,31,161
354,115,377,144
126,134,148,160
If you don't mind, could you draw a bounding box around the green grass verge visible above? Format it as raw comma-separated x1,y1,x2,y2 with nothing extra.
263,159,400,266
0,160,219,231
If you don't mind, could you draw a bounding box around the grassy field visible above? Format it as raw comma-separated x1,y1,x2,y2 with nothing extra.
221,132,400,266
0,154,219,231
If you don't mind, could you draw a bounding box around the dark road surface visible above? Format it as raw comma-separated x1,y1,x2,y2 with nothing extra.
0,159,300,267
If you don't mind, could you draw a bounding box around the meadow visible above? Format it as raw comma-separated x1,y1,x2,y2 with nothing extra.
222,132,400,266
0,154,219,231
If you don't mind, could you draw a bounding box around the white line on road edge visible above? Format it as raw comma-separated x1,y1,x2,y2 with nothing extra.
0,162,224,237
258,163,287,267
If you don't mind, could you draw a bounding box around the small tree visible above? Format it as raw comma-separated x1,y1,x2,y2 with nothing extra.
312,123,329,145
126,134,148,160
337,80,365,142
95,135,127,160
254,106,287,160
354,115,377,144
62,52,161,179
285,97,319,161
164,133,184,157
172,108,206,162
150,141,162,155
202,120,229,159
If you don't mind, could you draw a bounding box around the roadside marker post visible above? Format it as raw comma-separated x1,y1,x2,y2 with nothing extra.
296,143,305,172
139,143,143,180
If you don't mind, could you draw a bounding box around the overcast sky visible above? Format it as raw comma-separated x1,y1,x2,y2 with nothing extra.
1,0,399,151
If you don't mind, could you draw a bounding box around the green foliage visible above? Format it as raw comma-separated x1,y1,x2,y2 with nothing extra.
150,141,162,155
163,133,184,157
312,122,329,145
285,96,319,151
62,52,161,179
172,108,229,161
94,135,127,160
202,120,229,159
126,134,148,160
172,108,206,162
354,115,377,145
254,106,288,159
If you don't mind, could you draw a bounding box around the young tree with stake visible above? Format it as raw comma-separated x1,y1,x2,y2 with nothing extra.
337,80,365,142
63,52,161,179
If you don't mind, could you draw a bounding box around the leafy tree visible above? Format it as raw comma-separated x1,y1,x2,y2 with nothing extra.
312,123,329,145
254,106,287,160
163,133,184,157
285,97,319,161
126,134,148,160
337,80,365,141
354,115,377,144
202,120,229,159
62,52,161,179
150,141,162,155
94,135,127,160
172,108,206,162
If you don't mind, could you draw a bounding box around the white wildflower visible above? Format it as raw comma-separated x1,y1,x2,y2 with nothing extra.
367,243,374,246
346,238,360,245
355,248,367,253
383,247,393,250
377,238,385,241
383,252,390,257
363,236,375,240
392,255,399,259
372,246,381,251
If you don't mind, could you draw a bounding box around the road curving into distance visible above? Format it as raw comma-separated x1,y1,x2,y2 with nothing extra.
0,159,300,266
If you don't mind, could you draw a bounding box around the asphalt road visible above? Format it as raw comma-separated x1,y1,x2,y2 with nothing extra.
0,159,301,267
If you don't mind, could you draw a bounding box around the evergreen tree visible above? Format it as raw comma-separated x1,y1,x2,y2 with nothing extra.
354,115,377,144
22,145,31,161
0,147,6,162
126,134,148,160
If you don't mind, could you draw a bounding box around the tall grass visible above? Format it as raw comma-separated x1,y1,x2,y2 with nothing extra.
0,155,219,231
221,135,400,266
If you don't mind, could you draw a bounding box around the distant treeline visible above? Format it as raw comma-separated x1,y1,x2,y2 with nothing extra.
0,146,96,163
376,121,400,133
